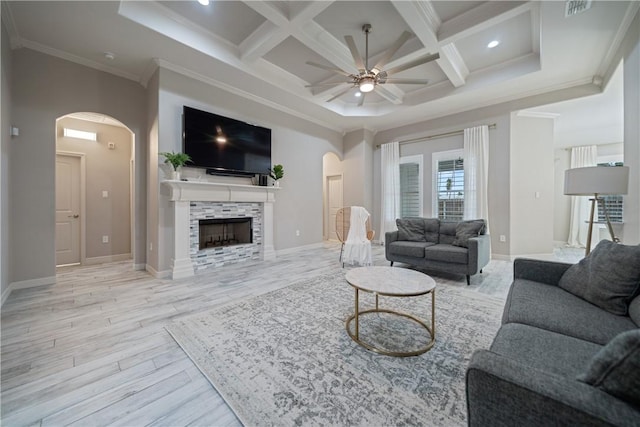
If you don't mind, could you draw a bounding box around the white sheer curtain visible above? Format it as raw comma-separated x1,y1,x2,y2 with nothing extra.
568,145,597,247
380,141,400,244
463,125,490,232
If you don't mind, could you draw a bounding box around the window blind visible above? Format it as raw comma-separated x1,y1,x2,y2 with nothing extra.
400,162,421,217
436,158,464,220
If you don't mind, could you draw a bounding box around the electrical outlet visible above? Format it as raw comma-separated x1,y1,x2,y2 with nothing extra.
296,230,300,236
102,190,109,198
499,235,506,242
102,235,109,243
150,243,153,251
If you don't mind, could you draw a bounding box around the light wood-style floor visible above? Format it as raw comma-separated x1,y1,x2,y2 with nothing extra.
1,243,578,426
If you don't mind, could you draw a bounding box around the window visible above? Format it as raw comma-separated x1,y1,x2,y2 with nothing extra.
63,128,97,141
399,155,423,218
433,150,464,220
597,162,624,223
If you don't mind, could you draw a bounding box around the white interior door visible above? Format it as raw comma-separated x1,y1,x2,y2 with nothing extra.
56,154,81,265
327,175,343,241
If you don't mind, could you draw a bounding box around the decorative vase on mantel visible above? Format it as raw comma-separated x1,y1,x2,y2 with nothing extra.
171,169,181,181
159,151,192,182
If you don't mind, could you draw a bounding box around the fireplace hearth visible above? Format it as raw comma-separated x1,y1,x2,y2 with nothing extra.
199,217,252,250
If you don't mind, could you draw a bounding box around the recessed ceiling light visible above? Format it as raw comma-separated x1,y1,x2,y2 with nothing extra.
355,92,362,97
198,0,210,5
487,40,500,48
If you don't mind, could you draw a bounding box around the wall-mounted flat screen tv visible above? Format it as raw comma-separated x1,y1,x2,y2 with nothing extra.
182,106,272,176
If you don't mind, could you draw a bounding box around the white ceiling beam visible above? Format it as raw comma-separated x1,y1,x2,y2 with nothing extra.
438,1,532,45
391,0,467,88
289,1,335,23
375,85,404,105
293,20,360,75
239,21,288,62
241,1,289,27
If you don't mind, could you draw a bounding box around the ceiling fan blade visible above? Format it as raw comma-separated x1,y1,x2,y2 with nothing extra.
305,82,349,88
357,93,366,107
385,52,440,76
326,86,354,102
344,35,365,71
373,31,412,71
305,61,351,77
383,78,430,85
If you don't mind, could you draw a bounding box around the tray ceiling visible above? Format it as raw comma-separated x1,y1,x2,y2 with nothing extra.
3,1,638,132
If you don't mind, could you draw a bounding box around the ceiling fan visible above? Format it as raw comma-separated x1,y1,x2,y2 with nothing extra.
306,24,439,106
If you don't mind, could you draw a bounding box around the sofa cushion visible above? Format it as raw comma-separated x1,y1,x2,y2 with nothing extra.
396,218,427,242
579,329,640,407
423,218,440,243
452,219,486,248
491,323,602,378
630,296,640,327
503,279,638,345
424,244,468,264
438,221,457,245
558,240,640,316
388,241,434,258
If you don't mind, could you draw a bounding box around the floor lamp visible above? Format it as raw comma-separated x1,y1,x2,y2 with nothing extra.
564,166,629,256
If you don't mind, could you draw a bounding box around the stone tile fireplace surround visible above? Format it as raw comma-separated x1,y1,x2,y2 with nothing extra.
161,180,278,279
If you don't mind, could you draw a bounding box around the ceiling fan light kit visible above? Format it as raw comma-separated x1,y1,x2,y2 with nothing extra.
306,24,439,105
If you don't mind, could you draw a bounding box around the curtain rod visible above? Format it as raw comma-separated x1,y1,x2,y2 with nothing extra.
376,123,497,149
561,141,623,150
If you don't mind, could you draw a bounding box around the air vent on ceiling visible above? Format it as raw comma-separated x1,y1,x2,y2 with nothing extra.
565,0,592,17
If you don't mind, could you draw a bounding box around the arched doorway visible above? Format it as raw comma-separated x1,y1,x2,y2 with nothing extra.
322,152,343,241
55,112,135,267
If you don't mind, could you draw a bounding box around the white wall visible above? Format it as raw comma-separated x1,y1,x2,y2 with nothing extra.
509,114,555,255
8,48,147,286
342,128,375,213
1,19,12,299
149,67,343,274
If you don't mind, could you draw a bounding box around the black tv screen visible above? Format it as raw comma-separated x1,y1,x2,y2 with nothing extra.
182,106,271,176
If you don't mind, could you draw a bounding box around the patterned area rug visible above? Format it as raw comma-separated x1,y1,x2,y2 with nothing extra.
167,272,505,426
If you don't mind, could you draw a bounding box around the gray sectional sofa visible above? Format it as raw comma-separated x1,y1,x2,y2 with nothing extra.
466,240,640,426
385,217,490,285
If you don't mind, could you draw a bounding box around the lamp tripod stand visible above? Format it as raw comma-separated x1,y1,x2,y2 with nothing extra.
585,194,621,256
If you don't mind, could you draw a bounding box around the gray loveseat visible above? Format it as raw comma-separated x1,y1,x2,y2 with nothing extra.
385,217,490,285
466,240,640,426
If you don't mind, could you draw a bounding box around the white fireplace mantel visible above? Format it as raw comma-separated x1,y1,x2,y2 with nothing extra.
161,180,279,203
161,180,279,279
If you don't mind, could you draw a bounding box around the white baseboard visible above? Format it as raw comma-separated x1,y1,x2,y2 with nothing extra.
84,253,132,265
2,275,57,306
146,264,171,279
276,242,324,256
133,263,146,271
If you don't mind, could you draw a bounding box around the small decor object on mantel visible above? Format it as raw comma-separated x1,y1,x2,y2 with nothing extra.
269,164,284,187
160,151,192,180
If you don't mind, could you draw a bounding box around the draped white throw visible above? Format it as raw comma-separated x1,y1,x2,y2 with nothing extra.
463,125,490,233
343,206,372,266
568,145,597,247
380,141,400,244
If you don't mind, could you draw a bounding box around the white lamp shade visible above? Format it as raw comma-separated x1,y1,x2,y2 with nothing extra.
564,166,629,196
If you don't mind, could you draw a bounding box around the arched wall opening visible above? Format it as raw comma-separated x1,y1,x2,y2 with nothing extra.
55,112,136,267
322,151,344,241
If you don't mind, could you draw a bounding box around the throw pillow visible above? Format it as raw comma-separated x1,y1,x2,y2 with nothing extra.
578,329,640,407
452,219,486,248
558,240,640,316
396,218,426,242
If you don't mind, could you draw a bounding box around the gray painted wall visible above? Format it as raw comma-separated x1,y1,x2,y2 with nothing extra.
56,117,132,260
622,12,639,244
1,20,12,298
509,114,554,255
149,67,343,274
9,48,147,285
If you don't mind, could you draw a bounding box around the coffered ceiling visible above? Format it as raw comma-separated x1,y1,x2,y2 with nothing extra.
3,1,638,132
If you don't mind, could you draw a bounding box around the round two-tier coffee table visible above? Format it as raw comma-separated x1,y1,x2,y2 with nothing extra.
345,266,436,357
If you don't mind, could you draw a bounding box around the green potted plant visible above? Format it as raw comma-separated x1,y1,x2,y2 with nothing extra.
160,151,192,180
269,164,284,187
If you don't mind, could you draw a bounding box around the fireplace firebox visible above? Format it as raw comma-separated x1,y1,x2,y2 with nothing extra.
199,217,252,250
